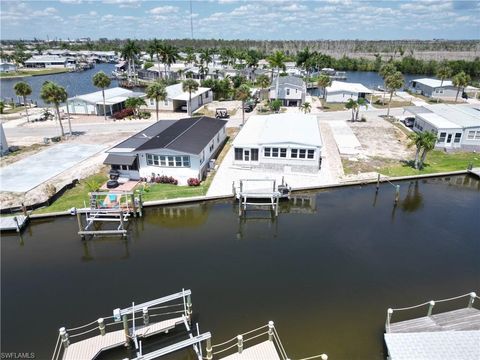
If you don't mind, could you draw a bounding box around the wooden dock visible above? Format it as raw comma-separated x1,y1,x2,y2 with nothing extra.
384,292,480,360
219,340,280,360
468,167,480,178
63,317,184,360
0,215,28,232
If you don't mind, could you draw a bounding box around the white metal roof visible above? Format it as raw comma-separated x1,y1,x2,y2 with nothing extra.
166,83,211,101
419,113,460,129
326,81,372,94
233,114,322,148
25,55,67,63
71,87,141,104
412,78,453,88
424,104,480,128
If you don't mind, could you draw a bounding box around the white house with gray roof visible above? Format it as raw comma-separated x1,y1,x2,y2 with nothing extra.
24,55,74,68
325,81,372,103
408,78,460,100
269,76,306,107
406,104,480,151
232,113,323,173
145,83,212,113
66,87,145,116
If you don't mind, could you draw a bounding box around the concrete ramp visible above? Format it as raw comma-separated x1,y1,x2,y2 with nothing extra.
328,121,362,155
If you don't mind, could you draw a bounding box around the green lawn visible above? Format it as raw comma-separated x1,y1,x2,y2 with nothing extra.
379,151,480,177
0,68,72,78
140,183,209,202
371,96,412,109
33,173,108,214
320,99,346,112
3,105,28,114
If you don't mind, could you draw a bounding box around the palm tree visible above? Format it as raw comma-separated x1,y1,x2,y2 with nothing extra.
300,102,312,114
182,79,199,116
184,48,196,66
317,74,332,100
149,38,163,77
235,84,251,126
355,97,368,121
125,97,146,118
385,71,404,117
452,71,470,103
162,44,179,80
14,81,32,122
408,131,437,170
40,81,69,137
345,98,358,121
256,74,270,100
379,63,396,104
408,131,424,170
92,71,111,121
418,131,437,169
199,48,213,80
121,39,140,84
267,51,287,98
146,82,167,122
436,64,452,103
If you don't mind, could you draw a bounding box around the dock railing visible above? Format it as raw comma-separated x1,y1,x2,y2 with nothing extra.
385,291,478,333
204,321,328,360
52,290,192,360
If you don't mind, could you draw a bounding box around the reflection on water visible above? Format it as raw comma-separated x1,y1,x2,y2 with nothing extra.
1,175,479,360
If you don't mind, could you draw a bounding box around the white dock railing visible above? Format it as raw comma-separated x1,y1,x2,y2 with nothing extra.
385,291,478,333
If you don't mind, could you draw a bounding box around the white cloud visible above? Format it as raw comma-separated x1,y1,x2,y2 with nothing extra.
148,5,179,15
59,0,84,4
103,0,142,8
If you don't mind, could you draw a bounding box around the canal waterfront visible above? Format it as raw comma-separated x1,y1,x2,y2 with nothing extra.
1,176,479,359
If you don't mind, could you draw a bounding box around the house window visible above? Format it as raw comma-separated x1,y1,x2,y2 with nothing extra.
146,154,191,167
286,89,290,95
217,133,220,142
307,149,315,159
206,91,209,98
280,148,287,158
251,148,259,161
209,141,214,152
454,133,462,143
150,99,154,105
438,132,446,143
291,149,298,158
200,150,205,164
264,147,271,157
272,148,279,157
164,99,168,106
467,131,475,140
476,131,480,140
235,148,243,161
299,149,306,158
112,164,120,170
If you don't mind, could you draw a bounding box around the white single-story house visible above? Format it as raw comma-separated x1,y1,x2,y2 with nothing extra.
232,113,323,173
325,81,372,103
24,55,72,68
269,76,306,107
0,122,9,156
138,63,188,81
408,78,459,99
406,104,480,151
145,83,212,113
66,87,146,116
0,62,17,73
104,116,227,184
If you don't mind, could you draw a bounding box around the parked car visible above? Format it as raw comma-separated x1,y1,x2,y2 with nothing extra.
243,100,256,113
402,117,415,128
215,108,229,119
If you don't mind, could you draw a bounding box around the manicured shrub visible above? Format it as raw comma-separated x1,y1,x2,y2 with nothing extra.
154,175,178,185
113,107,134,120
139,111,151,119
187,178,201,186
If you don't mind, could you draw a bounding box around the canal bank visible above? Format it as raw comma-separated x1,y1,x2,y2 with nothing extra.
2,174,479,359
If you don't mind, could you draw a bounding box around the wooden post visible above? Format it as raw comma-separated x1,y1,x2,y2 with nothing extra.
268,321,274,341
237,335,243,354
59,327,69,349
132,193,137,217
206,338,213,360
76,211,83,237
232,181,235,196
427,300,435,316
13,216,20,233
143,307,149,325
273,179,276,192
376,174,380,192
122,314,129,342
119,212,125,231
186,294,192,324
386,308,393,332
138,192,143,217
394,185,400,204
98,318,106,336
238,195,242,217
276,196,279,217
468,292,476,308
21,202,27,216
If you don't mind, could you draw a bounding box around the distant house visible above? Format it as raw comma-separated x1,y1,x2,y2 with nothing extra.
145,83,212,113
104,116,227,184
24,55,73,68
67,87,145,116
409,78,459,99
138,63,188,81
325,81,372,103
232,113,323,173
0,62,17,73
269,76,306,107
406,104,480,151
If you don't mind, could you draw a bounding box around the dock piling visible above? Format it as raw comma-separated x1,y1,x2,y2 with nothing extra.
468,292,476,308
268,321,274,341
13,216,20,232
122,315,129,343
427,300,435,316
98,318,106,336
143,307,149,325
394,185,400,204
59,327,70,348
186,294,192,324
376,174,380,192
206,338,213,360
237,335,243,354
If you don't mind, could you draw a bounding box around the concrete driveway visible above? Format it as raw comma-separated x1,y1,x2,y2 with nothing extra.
0,143,105,192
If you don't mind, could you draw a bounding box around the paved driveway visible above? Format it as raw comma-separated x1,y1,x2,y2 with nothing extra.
0,143,105,192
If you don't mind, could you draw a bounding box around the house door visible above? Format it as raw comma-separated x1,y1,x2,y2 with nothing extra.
244,149,250,162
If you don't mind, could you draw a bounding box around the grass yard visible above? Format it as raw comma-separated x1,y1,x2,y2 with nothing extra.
33,172,108,214
0,68,72,78
371,96,412,109
3,106,28,114
406,92,464,105
320,99,346,112
140,183,208,202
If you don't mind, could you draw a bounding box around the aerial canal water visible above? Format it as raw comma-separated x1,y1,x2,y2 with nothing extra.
1,175,479,359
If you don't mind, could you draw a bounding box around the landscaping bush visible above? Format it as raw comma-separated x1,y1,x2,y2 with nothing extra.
51,136,61,142
139,111,151,119
113,107,134,120
187,178,201,186
154,175,178,185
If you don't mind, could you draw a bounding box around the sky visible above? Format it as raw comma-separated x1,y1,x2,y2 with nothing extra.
1,0,479,41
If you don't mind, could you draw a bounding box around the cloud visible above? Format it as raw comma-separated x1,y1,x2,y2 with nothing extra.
148,5,179,15
103,0,142,8
59,0,84,4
